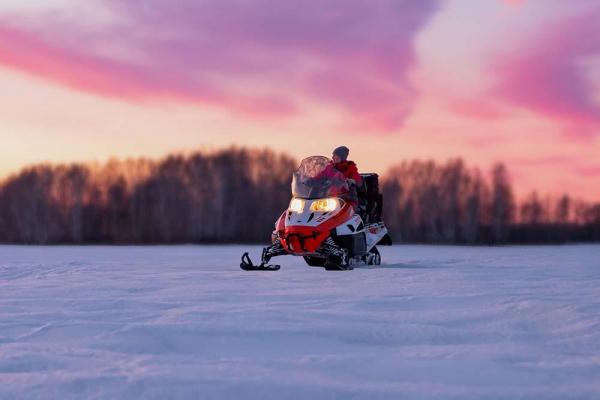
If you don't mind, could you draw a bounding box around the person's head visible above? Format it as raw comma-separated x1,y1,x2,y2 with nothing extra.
332,146,349,163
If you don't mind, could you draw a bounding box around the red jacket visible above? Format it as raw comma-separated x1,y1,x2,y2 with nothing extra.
333,160,362,186
317,161,362,185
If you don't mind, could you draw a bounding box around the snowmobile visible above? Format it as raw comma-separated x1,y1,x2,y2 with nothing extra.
241,156,392,271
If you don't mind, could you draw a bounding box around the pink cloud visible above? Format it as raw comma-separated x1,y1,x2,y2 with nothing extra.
575,165,600,178
503,0,525,7
0,24,296,118
509,156,575,167
0,0,440,131
449,98,508,120
491,4,600,139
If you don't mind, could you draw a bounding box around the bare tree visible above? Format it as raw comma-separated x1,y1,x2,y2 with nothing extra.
490,163,514,243
520,191,544,225
555,195,571,224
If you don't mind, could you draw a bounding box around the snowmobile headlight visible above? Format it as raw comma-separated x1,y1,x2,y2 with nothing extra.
310,198,339,212
289,198,305,213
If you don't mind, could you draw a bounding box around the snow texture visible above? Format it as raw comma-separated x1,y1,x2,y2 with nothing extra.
1,244,599,399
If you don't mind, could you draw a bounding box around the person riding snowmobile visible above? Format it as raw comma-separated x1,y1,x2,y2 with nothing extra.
331,146,362,187
315,146,362,209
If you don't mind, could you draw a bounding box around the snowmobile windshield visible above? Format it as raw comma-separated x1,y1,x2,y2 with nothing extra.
292,156,350,199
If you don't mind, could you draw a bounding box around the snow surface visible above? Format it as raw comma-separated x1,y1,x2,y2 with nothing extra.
1,244,600,400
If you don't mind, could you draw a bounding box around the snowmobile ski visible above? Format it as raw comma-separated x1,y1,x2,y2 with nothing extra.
240,252,281,271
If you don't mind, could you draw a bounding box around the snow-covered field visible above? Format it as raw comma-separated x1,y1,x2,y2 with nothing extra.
1,245,599,399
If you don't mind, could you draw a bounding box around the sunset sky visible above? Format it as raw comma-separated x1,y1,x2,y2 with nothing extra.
1,0,599,200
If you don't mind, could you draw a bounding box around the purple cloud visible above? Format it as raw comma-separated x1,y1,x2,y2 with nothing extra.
0,0,440,130
492,4,600,139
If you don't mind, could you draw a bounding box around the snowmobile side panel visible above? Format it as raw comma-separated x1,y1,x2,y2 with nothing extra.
334,214,363,236
365,222,389,252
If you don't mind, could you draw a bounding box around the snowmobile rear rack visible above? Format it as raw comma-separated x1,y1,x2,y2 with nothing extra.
240,252,281,271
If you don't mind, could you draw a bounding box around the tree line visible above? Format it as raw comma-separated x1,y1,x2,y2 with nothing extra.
0,148,294,244
382,159,600,244
0,147,598,244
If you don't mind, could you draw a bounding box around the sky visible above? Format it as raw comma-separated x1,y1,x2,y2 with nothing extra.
0,0,599,200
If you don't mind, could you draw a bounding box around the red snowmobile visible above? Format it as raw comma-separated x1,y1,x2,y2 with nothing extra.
241,156,392,271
